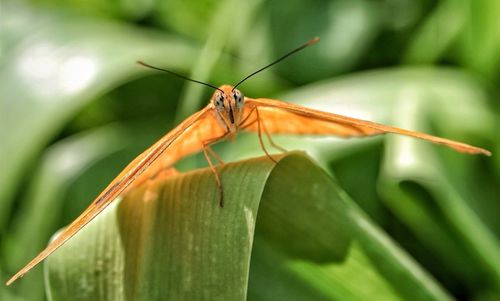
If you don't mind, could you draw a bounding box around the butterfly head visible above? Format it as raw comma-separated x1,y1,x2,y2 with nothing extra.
211,85,245,131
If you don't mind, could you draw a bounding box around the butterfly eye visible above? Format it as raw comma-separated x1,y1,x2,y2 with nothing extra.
215,94,225,109
233,90,244,108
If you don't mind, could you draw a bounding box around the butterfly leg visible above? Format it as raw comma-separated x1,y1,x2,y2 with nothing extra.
255,107,278,164
201,145,223,207
241,106,285,156
240,117,258,130
239,105,258,129
261,120,287,153
205,145,225,165
201,133,229,207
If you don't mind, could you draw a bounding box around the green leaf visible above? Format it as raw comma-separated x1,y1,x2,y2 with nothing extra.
44,153,452,301
3,123,151,301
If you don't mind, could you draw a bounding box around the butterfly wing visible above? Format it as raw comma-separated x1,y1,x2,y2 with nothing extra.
7,105,226,285
244,97,491,156
130,108,227,187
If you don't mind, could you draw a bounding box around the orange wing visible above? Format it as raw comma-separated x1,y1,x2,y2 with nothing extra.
244,97,491,156
6,105,226,285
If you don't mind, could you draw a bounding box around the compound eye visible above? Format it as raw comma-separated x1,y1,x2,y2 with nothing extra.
215,93,225,110
233,89,244,108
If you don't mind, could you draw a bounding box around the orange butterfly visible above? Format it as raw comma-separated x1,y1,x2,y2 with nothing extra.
6,37,490,285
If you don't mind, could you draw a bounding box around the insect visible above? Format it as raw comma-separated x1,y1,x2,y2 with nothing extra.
6,37,491,286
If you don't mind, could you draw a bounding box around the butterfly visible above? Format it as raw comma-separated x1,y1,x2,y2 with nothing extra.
6,37,490,285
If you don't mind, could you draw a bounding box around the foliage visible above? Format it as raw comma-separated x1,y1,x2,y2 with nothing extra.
1,0,499,300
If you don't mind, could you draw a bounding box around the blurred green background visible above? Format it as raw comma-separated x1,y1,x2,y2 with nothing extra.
1,0,499,300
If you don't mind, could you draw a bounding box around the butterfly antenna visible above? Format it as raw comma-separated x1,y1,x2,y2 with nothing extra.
137,61,223,93
232,37,320,90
